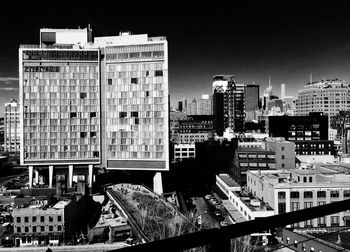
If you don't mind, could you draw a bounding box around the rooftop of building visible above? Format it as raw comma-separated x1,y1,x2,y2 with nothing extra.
233,190,273,212
249,165,350,186
237,146,274,153
217,174,240,189
21,28,166,49
288,229,350,251
94,214,129,229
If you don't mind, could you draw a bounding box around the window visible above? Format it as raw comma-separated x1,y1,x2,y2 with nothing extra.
90,132,97,138
282,164,285,168
309,177,313,183
108,79,112,85
303,177,307,183
304,191,313,198
40,216,45,222
155,70,163,76
70,112,77,118
32,216,36,222
331,190,339,198
49,216,53,222
119,112,127,118
331,216,340,227
317,191,326,198
16,217,21,223
131,78,138,84
25,226,29,233
282,155,285,160
93,151,99,158
278,191,286,199
344,190,350,197
80,93,87,99
290,191,299,198
290,202,300,211
49,226,53,231
24,217,28,223
32,226,36,233
131,111,139,118
304,202,313,209
58,225,62,231
41,226,45,232
281,147,285,151
278,203,286,214
80,132,87,138
146,91,150,97
17,227,21,233
90,112,96,118
318,217,326,227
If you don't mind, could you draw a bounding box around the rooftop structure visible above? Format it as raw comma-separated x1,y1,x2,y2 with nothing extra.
247,166,350,227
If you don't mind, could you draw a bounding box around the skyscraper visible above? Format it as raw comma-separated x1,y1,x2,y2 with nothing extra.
19,28,169,193
197,94,213,115
245,84,259,112
281,83,286,100
4,99,20,155
212,75,235,136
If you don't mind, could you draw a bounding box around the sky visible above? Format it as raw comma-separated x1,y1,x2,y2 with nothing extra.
1,2,350,114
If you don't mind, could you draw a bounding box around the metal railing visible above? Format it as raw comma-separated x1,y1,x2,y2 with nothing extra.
108,198,350,252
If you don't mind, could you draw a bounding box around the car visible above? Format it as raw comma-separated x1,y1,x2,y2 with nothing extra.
214,211,221,216
210,199,218,205
220,221,228,226
205,194,212,200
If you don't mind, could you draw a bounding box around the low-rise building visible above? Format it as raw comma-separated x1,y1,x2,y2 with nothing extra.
265,137,295,169
174,143,195,162
247,166,350,228
216,174,274,221
231,146,276,185
282,228,349,252
13,198,70,246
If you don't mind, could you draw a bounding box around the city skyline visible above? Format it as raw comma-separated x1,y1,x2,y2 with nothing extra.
2,3,350,114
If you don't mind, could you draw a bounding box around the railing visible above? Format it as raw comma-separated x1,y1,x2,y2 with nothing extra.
108,198,350,252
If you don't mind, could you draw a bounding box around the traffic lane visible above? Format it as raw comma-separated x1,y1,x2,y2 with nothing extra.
204,194,235,227
192,197,220,229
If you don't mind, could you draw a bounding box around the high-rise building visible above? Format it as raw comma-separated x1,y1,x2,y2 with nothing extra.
197,94,213,115
234,84,245,132
188,98,197,115
20,28,169,193
178,101,183,112
212,75,245,134
281,83,286,100
182,98,188,113
0,117,4,149
213,75,235,136
245,84,259,112
295,79,350,118
4,99,20,155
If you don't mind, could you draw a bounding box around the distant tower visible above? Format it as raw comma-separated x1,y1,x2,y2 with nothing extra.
281,83,286,100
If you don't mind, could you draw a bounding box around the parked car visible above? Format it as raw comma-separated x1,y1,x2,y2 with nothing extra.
220,221,228,226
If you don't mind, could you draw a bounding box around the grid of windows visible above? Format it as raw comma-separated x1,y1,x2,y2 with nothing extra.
22,50,100,162
106,62,166,160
